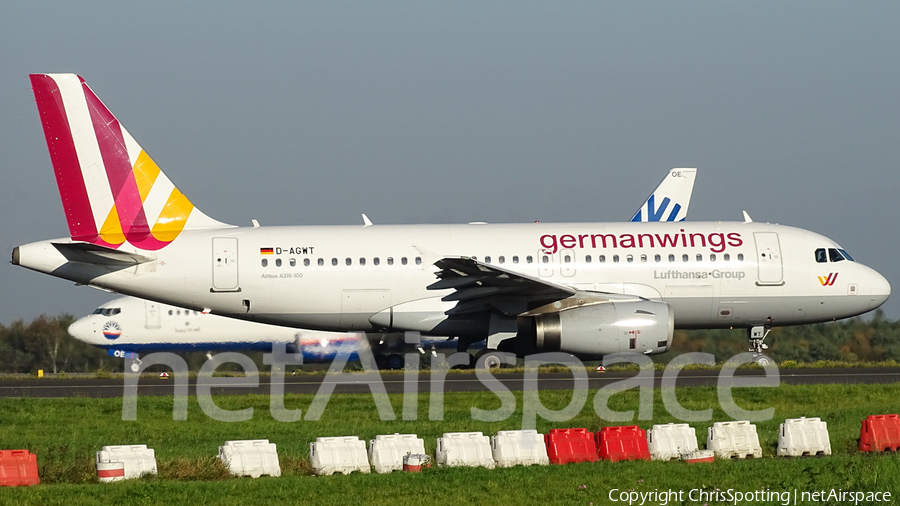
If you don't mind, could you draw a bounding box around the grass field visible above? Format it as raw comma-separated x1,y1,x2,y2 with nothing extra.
0,382,898,505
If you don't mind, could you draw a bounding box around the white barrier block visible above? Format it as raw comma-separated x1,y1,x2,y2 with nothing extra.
491,430,549,467
707,421,763,459
647,424,698,461
368,433,426,474
96,445,157,482
310,436,371,475
436,432,495,469
777,417,832,457
218,440,281,478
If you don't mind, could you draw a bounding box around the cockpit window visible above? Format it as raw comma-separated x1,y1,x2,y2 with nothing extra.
95,308,121,316
828,248,845,263
839,249,854,262
815,248,827,263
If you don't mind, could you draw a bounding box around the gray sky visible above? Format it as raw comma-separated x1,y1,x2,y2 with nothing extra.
2,2,898,324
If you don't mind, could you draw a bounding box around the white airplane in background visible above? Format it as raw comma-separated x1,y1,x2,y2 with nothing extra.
67,169,698,371
13,74,890,371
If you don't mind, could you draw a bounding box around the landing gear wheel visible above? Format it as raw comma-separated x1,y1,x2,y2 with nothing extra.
129,362,141,373
475,350,505,371
754,354,773,367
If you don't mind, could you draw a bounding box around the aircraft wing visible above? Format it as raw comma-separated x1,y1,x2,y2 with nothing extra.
428,257,576,316
631,168,697,222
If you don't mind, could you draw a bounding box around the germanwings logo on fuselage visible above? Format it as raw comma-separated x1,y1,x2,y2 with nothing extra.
540,229,744,254
818,273,839,286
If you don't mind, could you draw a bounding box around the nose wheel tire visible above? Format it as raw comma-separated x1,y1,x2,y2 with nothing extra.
129,361,141,373
754,354,773,367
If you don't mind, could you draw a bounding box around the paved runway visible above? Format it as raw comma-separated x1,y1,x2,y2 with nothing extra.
0,367,898,398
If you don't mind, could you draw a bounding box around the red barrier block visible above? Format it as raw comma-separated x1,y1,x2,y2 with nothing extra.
597,426,651,462
544,428,598,465
859,414,900,452
0,450,40,487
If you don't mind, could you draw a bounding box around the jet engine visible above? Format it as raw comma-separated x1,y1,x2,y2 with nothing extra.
523,299,673,357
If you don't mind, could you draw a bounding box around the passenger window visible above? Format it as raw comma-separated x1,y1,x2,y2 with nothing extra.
696,254,702,262
498,256,505,264
485,256,492,264
640,254,647,263
168,310,173,316
542,255,549,263
599,255,606,263
585,255,592,263
304,258,310,267
723,254,730,261
526,256,533,264
815,248,827,263
564,254,571,263
290,258,296,267
374,257,380,266
738,253,744,261
345,258,352,266
275,258,282,267
668,254,675,262
829,248,844,262
415,257,422,265
401,257,408,265
261,259,268,267
387,257,394,266
710,254,716,262
683,254,689,262
317,258,324,266
331,258,338,266
627,255,633,263
512,256,519,264
359,258,366,266
613,255,620,263
654,254,661,262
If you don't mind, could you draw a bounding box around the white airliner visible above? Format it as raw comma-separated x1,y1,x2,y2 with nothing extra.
13,74,890,371
67,169,698,371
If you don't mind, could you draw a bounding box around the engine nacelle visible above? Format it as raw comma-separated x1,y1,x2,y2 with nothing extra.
528,299,673,357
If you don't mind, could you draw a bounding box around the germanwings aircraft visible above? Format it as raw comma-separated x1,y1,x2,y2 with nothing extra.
67,169,697,371
13,74,890,371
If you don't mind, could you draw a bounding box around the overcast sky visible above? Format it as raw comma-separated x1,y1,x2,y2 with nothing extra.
1,2,898,324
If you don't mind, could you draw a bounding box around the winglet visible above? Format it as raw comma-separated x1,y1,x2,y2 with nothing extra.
631,168,697,222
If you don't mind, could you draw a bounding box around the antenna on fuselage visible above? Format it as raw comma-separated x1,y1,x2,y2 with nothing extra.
742,210,753,223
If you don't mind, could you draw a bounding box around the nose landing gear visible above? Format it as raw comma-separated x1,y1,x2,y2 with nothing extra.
748,325,772,366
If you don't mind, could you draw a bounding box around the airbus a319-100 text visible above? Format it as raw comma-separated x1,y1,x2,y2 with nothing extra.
12,74,890,369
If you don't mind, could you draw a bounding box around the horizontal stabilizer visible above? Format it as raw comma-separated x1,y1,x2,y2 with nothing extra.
52,242,155,266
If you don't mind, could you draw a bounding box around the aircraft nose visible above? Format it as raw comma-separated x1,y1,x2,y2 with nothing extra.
67,318,97,344
868,268,891,310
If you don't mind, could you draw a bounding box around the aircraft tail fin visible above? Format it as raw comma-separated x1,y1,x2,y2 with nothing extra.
29,74,232,251
630,168,697,222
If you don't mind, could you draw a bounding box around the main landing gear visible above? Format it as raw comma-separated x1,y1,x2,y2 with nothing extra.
748,325,772,366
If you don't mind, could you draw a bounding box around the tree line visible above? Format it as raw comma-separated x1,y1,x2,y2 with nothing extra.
1,311,899,374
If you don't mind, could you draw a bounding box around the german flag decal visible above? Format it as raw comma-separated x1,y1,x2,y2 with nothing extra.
260,247,274,255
